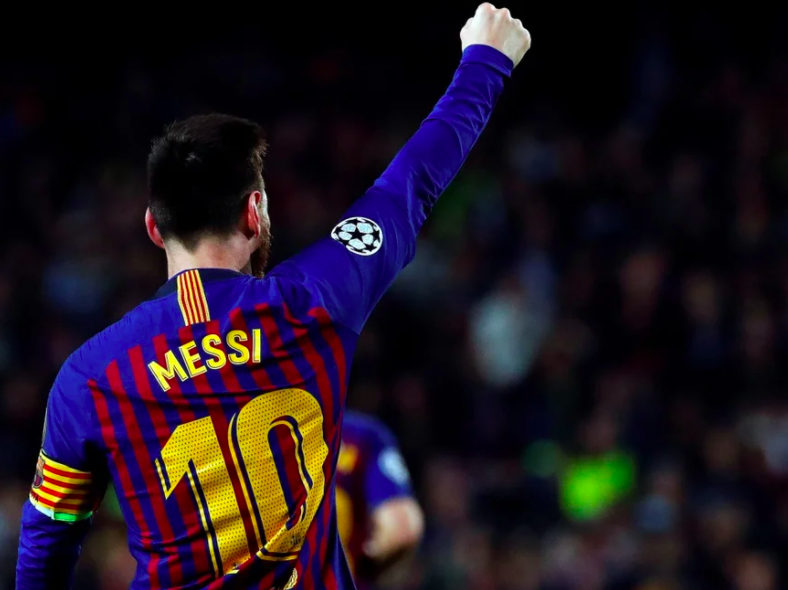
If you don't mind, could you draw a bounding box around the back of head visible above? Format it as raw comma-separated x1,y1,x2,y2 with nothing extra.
147,114,268,249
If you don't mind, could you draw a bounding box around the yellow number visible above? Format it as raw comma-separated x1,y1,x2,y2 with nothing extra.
155,388,328,576
231,388,327,559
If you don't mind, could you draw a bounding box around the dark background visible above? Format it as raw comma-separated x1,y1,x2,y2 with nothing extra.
3,2,788,589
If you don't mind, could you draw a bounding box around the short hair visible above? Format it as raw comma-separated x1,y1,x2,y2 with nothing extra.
147,114,267,248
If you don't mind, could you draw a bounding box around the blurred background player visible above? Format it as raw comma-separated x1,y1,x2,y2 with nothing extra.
335,411,423,589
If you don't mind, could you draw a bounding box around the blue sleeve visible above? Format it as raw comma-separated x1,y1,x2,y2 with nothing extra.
16,360,106,590
364,421,413,510
271,45,514,333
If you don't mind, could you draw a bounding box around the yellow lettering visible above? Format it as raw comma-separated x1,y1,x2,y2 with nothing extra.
227,330,250,365
202,334,227,370
252,328,262,363
148,350,188,392
180,341,207,378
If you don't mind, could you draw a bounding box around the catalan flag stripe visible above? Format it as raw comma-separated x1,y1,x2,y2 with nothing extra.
177,274,192,325
30,492,86,513
192,270,211,322
176,270,210,326
185,271,204,323
32,488,91,506
38,481,90,495
29,451,99,522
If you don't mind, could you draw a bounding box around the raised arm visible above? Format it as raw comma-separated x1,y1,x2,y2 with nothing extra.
271,3,531,333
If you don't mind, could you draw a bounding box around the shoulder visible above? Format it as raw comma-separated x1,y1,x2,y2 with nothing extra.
64,300,160,384
263,268,331,316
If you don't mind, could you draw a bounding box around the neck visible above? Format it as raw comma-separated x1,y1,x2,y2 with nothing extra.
164,234,251,279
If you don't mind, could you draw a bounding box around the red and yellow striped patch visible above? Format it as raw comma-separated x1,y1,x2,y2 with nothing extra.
177,269,211,325
29,451,101,523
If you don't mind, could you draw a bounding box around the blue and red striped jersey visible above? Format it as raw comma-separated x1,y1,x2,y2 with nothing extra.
336,412,413,589
16,44,514,590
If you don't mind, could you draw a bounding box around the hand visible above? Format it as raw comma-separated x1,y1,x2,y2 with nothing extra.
461,3,531,67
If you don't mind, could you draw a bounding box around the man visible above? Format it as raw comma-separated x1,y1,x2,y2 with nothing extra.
16,5,530,589
336,411,423,589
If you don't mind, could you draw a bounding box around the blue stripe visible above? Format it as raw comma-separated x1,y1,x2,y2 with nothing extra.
269,305,328,416
302,308,346,427
241,308,294,390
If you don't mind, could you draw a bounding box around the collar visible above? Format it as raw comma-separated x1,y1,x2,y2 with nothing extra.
151,268,245,300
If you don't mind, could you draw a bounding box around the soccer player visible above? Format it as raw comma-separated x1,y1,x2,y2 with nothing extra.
335,411,423,589
16,5,530,590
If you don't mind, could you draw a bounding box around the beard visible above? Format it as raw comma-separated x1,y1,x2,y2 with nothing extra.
250,229,272,278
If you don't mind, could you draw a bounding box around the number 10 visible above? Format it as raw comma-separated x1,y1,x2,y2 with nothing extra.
154,388,328,576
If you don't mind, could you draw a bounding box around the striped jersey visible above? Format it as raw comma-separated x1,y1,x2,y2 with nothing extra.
16,44,514,590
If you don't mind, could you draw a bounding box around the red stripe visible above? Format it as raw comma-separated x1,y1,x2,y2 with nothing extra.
228,307,274,391
38,476,90,491
184,271,200,322
153,333,212,581
36,484,89,500
129,346,175,442
281,304,335,432
254,570,277,590
290,305,350,588
41,465,91,480
153,335,197,422
255,305,326,587
205,319,249,402
316,435,343,590
89,379,160,587
106,361,181,586
316,313,344,590
178,275,192,325
128,345,183,585
255,304,303,386
327,565,339,590
189,271,208,322
309,307,347,410
280,303,340,590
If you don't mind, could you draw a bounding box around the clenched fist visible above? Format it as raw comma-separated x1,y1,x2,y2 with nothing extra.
461,3,531,67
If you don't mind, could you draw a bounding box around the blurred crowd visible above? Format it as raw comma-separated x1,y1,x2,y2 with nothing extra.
4,9,788,590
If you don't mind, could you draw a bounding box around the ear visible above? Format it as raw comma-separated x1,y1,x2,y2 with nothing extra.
145,208,166,250
243,191,263,239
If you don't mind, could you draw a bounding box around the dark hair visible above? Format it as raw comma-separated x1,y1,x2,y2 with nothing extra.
147,113,267,248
